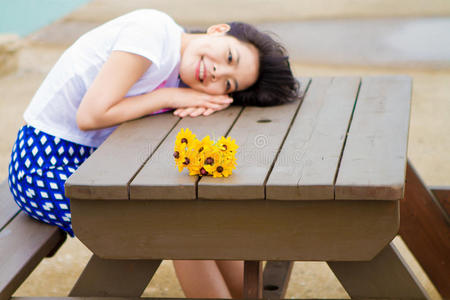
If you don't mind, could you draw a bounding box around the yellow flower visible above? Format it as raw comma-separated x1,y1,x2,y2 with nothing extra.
173,145,184,163
185,140,203,175
218,153,237,177
184,136,211,175
212,159,235,177
173,129,238,177
174,147,191,172
195,136,214,155
175,128,196,148
215,136,239,157
201,146,237,178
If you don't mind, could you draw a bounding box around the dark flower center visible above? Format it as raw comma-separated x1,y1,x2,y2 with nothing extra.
183,157,190,165
205,157,214,165
222,144,228,150
181,138,188,144
173,151,180,159
200,167,208,176
217,166,224,173
198,147,204,153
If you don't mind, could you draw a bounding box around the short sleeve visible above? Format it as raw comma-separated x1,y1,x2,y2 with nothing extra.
112,10,169,69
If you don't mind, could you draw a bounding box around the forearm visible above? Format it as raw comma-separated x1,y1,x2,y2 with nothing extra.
77,88,175,131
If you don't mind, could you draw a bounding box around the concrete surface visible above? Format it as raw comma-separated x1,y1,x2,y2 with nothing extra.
0,34,21,76
259,18,450,69
1,0,449,299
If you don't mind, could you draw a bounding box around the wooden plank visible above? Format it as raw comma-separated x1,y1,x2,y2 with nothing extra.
0,213,66,300
266,77,360,200
130,106,242,200
71,198,398,260
429,185,450,221
65,113,179,200
399,160,450,298
262,261,293,299
328,242,430,299
198,78,311,200
335,76,412,200
244,261,263,299
0,180,20,230
70,255,161,297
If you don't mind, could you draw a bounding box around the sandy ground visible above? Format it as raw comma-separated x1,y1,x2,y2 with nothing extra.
1,0,449,299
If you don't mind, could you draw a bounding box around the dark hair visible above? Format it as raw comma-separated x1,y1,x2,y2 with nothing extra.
226,22,299,106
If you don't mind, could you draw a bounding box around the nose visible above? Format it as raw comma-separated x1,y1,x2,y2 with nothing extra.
211,64,232,82
211,65,217,81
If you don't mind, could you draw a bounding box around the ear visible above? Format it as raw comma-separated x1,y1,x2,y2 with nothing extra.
206,24,231,35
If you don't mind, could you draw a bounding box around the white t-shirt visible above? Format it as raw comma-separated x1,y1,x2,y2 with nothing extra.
24,9,184,148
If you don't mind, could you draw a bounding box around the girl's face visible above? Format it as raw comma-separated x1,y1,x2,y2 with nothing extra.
180,24,259,95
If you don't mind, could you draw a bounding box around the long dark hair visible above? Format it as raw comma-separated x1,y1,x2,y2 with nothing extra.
227,22,299,106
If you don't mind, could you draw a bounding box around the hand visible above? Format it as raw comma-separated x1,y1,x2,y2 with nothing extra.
173,101,231,118
168,88,233,111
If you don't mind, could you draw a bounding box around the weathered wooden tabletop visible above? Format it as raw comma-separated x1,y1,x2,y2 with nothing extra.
66,76,412,262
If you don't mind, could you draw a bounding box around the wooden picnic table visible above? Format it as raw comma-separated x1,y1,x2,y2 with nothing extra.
65,76,430,299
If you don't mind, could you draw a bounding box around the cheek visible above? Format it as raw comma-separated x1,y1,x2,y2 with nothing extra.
241,65,259,89
179,55,197,82
204,83,225,95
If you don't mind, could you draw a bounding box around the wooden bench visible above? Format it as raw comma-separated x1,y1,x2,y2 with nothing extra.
400,162,450,298
0,180,67,300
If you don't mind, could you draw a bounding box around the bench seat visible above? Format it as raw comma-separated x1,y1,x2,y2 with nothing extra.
0,180,66,300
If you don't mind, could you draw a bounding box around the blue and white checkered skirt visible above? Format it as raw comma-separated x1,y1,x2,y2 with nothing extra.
8,125,96,237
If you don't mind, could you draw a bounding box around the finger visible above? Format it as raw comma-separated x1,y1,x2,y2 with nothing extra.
208,95,233,105
189,107,206,117
203,108,215,116
211,102,230,112
179,107,197,118
219,102,231,110
201,102,229,117
175,108,188,115
173,108,183,116
204,102,223,110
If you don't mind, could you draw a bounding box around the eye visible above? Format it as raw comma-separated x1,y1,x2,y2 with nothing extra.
228,50,232,63
226,80,231,92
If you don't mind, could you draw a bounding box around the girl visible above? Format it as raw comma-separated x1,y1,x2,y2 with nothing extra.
8,9,298,299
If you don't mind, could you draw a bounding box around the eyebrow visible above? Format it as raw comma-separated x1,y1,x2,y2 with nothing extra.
234,50,240,91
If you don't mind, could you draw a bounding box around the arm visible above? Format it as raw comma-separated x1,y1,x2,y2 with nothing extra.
77,51,233,131
77,51,153,130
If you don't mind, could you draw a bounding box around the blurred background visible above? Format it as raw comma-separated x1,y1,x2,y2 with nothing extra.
1,0,449,299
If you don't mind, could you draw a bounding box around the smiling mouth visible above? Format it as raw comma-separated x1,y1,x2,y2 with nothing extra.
197,58,206,83
199,60,205,82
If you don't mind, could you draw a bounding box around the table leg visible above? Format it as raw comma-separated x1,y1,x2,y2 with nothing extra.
69,254,161,297
262,261,293,299
327,242,429,299
244,261,263,299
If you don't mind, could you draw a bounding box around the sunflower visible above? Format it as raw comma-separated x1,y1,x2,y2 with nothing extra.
173,129,239,177
175,128,196,149
174,146,191,172
195,135,214,155
210,157,236,178
222,154,237,168
188,141,215,176
215,136,239,157
185,139,205,175
173,144,185,164
201,146,236,177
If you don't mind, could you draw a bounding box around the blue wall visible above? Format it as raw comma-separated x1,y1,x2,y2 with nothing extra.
0,0,91,36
